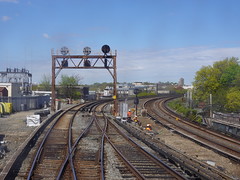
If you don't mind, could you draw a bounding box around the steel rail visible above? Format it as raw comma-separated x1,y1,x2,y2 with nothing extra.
94,104,146,179
163,97,240,146
56,117,95,180
117,117,234,179
56,105,82,180
144,97,240,162
94,107,108,180
107,118,186,180
95,105,109,180
100,104,186,180
56,101,102,179
97,118,146,179
26,104,81,180
160,98,240,159
0,109,63,180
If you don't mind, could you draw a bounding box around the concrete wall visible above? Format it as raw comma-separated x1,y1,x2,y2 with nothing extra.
212,121,240,137
0,96,50,112
207,118,240,138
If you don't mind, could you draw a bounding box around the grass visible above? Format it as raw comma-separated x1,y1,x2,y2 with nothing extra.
167,98,202,123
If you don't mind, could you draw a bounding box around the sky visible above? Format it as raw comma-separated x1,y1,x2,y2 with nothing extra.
1,0,240,85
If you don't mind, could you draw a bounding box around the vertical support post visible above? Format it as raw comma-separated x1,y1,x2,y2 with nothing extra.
187,90,190,108
190,90,192,109
113,54,118,116
135,95,138,116
210,94,213,118
51,51,56,112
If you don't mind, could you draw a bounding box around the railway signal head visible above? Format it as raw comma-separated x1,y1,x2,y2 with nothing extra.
134,97,139,105
101,45,110,54
84,59,91,67
60,46,69,56
102,45,111,68
83,47,91,55
134,88,140,95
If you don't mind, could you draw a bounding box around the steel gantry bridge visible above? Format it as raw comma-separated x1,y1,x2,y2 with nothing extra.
51,45,117,115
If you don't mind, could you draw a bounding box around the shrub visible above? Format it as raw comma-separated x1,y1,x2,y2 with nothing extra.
167,99,202,123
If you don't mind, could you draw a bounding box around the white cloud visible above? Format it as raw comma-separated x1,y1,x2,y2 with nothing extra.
0,0,18,3
43,33,50,39
4,45,240,85
1,16,11,22
117,46,240,84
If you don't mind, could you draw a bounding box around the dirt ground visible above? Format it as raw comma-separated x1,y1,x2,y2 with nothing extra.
0,110,39,173
0,103,73,174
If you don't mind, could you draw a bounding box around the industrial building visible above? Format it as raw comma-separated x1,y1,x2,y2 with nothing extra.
0,68,32,97
0,68,50,112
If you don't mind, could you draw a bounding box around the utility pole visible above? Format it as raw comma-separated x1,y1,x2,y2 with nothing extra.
134,88,140,116
210,94,213,118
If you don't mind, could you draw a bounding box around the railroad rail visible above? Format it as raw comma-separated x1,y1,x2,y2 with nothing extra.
26,101,106,179
1,100,189,179
99,106,186,179
114,110,234,179
6,96,236,179
144,97,240,163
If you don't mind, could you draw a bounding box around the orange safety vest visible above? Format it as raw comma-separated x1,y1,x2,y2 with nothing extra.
127,111,131,117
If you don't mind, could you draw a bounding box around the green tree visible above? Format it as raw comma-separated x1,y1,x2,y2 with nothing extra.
58,74,82,100
225,88,240,112
89,82,113,91
39,74,51,91
193,65,221,102
193,57,240,112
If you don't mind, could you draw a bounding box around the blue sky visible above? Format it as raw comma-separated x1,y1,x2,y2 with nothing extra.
1,0,240,85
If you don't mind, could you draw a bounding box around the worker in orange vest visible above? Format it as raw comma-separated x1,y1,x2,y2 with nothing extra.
127,110,132,122
146,124,152,131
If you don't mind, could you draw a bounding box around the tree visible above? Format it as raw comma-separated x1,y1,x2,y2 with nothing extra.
193,57,240,112
225,87,240,112
58,74,83,100
193,65,221,102
39,74,51,91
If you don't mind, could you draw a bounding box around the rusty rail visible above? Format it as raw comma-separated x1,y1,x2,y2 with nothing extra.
98,104,186,180
145,97,240,162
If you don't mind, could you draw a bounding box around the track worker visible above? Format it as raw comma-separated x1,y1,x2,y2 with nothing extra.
146,124,152,131
127,110,132,122
133,115,138,124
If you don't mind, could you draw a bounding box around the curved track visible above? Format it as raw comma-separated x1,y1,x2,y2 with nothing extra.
4,100,187,179
144,97,240,162
3,97,238,179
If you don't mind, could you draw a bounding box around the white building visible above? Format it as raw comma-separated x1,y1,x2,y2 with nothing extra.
0,83,22,97
103,86,113,97
0,68,32,96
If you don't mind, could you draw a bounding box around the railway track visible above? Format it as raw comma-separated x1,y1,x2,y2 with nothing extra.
114,113,234,179
1,100,188,179
6,96,237,179
144,97,240,163
99,108,186,179
27,101,105,179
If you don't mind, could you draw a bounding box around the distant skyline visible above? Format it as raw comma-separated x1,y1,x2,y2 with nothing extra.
1,0,240,85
